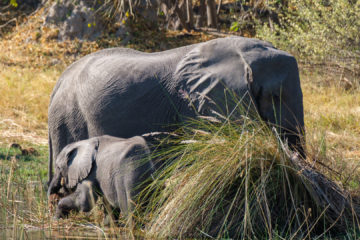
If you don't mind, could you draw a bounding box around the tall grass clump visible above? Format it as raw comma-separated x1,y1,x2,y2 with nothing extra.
141,106,359,238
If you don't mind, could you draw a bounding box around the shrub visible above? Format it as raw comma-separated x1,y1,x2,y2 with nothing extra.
256,0,360,74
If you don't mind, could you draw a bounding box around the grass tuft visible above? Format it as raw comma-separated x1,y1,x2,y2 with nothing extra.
139,111,360,239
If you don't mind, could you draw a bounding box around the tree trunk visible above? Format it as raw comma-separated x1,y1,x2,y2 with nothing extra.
206,0,217,28
198,0,206,28
186,0,194,29
174,0,190,31
217,0,222,15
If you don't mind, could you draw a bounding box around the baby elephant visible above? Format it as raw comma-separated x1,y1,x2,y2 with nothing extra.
47,135,154,220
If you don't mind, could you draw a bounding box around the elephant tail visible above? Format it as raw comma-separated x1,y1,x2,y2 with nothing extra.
48,131,53,186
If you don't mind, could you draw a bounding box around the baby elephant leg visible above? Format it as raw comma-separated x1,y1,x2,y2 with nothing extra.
55,194,78,218
102,198,120,226
76,181,98,213
55,181,98,219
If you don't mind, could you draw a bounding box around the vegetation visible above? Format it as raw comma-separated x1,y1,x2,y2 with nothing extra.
256,0,360,75
0,0,359,238
143,114,359,238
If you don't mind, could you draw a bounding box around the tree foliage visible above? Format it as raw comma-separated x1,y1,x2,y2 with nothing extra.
255,0,360,72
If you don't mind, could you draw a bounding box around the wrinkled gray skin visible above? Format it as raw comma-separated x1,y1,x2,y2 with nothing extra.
47,135,153,219
48,36,305,183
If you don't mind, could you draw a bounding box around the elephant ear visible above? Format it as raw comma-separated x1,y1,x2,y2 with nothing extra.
173,37,275,118
243,44,300,126
57,138,99,189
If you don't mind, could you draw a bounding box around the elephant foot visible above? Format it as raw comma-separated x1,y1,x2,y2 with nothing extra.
102,206,120,226
102,214,112,226
103,214,123,227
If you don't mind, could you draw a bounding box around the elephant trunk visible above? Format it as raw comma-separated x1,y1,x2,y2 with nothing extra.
282,127,305,158
47,132,54,186
255,95,306,158
47,172,62,197
282,88,306,158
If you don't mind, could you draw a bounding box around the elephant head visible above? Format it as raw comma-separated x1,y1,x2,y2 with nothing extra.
174,37,305,156
47,138,99,197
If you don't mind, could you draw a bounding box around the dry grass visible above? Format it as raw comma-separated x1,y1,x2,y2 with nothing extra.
300,68,360,194
0,66,59,144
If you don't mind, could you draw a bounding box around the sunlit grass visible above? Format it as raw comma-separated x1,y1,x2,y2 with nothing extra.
139,113,359,239
301,69,360,194
0,65,60,144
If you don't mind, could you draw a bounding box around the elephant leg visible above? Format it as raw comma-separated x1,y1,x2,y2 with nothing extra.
76,181,98,213
48,109,89,185
116,182,130,218
102,197,120,226
48,123,73,186
114,179,136,229
55,194,78,218
54,182,97,219
103,208,120,226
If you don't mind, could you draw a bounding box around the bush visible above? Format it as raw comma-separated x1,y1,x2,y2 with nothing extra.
256,0,360,73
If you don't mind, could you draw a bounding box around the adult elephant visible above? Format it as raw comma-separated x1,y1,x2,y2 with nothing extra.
48,37,305,183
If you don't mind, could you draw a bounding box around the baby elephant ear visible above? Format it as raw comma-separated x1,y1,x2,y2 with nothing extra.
66,138,99,189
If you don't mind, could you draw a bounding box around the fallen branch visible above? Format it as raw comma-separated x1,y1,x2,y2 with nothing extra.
0,17,16,30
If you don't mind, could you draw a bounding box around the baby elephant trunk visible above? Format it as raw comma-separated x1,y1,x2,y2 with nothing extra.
47,172,66,197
